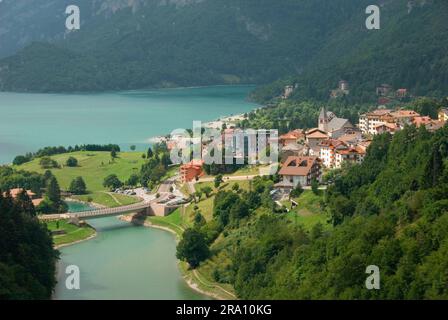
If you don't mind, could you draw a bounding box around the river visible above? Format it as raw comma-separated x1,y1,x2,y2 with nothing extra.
0,86,257,299
54,202,206,300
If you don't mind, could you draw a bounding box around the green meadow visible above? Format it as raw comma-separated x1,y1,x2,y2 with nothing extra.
46,220,96,247
16,151,144,207
283,190,330,231
16,151,145,192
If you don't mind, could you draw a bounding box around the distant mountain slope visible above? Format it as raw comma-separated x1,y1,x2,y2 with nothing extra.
0,0,447,97
252,0,448,102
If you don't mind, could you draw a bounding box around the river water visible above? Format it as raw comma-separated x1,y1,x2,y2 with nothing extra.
54,202,206,300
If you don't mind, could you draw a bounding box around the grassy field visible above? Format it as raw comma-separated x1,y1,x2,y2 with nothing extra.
46,220,96,247
283,190,331,230
147,209,186,237
187,180,251,222
16,151,145,192
71,191,141,208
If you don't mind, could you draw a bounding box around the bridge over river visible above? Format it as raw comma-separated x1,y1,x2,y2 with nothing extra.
39,198,181,222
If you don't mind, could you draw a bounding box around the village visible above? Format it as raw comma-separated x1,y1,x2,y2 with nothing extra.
166,92,448,202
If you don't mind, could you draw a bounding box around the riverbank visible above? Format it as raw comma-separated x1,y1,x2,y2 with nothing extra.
54,232,97,250
46,219,97,249
137,215,237,300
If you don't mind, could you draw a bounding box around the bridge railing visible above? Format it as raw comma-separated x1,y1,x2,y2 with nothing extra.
73,202,149,218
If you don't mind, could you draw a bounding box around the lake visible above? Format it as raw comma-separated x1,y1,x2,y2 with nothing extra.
0,85,258,164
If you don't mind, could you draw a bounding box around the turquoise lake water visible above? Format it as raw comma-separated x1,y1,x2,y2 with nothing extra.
0,85,258,164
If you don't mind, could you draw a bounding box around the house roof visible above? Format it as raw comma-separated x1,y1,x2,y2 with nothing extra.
180,159,204,170
355,146,367,155
362,109,392,117
280,129,304,140
32,199,43,206
357,140,372,150
413,116,433,126
338,133,361,144
319,139,346,149
306,130,329,139
426,120,445,132
336,147,360,155
279,156,320,177
327,117,352,132
374,122,398,130
281,143,304,152
390,110,420,118
5,188,36,198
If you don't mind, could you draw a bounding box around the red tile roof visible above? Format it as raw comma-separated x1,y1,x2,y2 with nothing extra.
306,131,329,139
279,156,320,177
319,139,346,148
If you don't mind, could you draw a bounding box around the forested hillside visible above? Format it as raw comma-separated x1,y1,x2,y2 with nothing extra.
1,0,447,98
177,122,448,299
252,0,448,103
238,125,448,299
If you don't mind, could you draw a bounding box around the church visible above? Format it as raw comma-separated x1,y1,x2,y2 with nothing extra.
318,106,354,138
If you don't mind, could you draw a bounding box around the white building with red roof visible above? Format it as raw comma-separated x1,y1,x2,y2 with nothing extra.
276,156,322,188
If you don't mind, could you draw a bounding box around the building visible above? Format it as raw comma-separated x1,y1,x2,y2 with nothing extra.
356,140,372,153
277,156,321,189
378,97,391,106
3,188,43,207
339,80,349,92
334,147,366,168
396,88,408,98
280,143,306,162
180,160,204,183
373,122,398,135
412,116,433,127
282,85,294,99
359,109,420,135
425,120,445,132
359,109,392,135
330,80,350,98
318,106,353,138
389,110,420,126
337,131,363,146
439,109,448,123
319,139,346,168
279,129,305,146
376,84,392,96
306,128,329,148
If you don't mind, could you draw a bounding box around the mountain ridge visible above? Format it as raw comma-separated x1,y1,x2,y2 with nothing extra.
0,0,446,99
